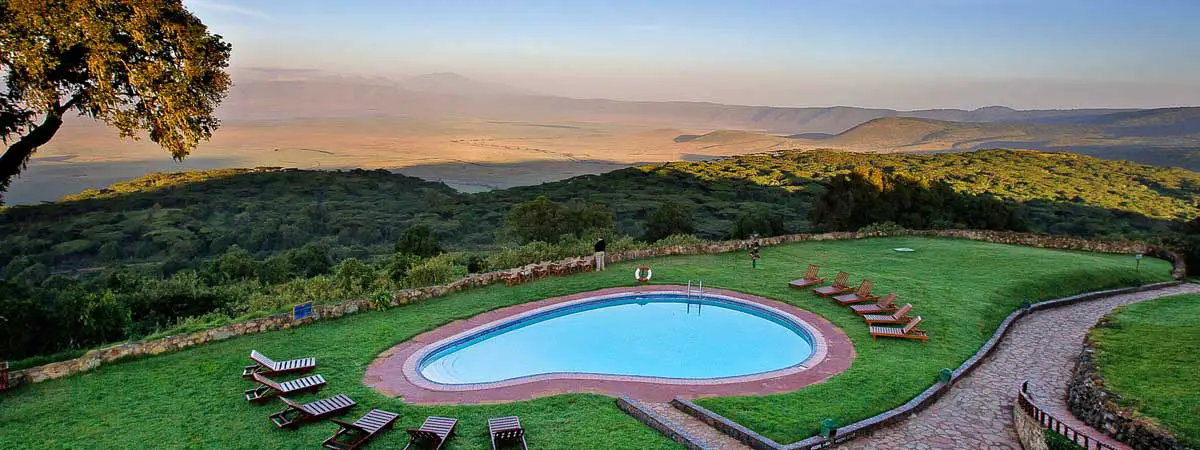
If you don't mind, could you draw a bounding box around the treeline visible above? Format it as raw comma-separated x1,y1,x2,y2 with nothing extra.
0,202,706,362
2,150,1195,276
808,168,1028,232
1,149,1198,362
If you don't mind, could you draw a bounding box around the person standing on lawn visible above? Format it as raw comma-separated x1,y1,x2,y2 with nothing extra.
594,235,607,271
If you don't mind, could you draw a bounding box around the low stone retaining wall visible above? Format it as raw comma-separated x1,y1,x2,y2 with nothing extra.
616,397,706,450
8,229,1186,387
669,281,1184,450
1013,399,1050,450
1067,336,1194,449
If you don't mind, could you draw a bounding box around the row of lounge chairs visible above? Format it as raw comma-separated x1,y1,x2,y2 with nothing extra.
241,350,528,449
503,256,594,286
790,264,929,343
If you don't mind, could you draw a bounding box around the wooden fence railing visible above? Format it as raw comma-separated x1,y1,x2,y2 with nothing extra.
1017,381,1117,450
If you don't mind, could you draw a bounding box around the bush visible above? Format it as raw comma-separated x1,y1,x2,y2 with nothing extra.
333,257,374,294
858,222,908,234
486,241,590,270
406,253,467,287
1044,430,1084,450
654,234,707,247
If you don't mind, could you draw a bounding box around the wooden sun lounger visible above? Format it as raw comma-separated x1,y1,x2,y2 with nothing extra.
269,394,356,429
244,373,326,403
833,279,880,305
488,416,528,450
849,293,897,315
869,315,928,343
863,303,913,326
788,264,824,289
242,349,316,378
812,271,853,297
402,416,458,450
323,409,402,450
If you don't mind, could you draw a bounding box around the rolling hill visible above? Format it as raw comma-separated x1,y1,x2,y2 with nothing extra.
674,108,1200,170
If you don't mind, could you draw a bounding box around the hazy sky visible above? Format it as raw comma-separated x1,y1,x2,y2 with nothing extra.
185,0,1200,110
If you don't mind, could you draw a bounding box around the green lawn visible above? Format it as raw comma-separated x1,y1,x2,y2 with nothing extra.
1089,293,1200,447
0,237,1171,449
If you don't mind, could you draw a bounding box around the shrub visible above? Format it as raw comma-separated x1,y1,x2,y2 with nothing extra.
406,253,467,287
655,234,707,247
333,257,374,294
486,241,590,270
1044,430,1084,450
858,222,908,234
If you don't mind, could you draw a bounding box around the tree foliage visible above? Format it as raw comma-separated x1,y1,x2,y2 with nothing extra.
731,208,788,239
809,168,1028,232
395,225,443,258
503,196,614,244
0,0,231,202
643,201,696,242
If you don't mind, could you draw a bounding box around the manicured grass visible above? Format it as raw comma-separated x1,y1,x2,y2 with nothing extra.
1089,293,1200,447
0,237,1170,449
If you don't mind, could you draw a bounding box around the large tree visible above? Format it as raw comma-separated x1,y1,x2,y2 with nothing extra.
0,0,231,203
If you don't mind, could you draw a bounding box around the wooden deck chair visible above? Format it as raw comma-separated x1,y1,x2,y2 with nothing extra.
244,373,326,403
242,350,316,378
488,416,528,450
863,303,913,326
269,394,356,429
322,409,402,450
788,264,824,289
402,416,458,450
833,279,881,305
813,271,853,297
503,270,520,287
869,316,928,343
849,293,898,315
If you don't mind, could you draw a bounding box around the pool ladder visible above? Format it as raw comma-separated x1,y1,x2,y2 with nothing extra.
686,280,704,314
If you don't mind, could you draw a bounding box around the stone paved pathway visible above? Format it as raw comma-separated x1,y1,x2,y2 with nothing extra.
842,283,1200,450
644,401,753,450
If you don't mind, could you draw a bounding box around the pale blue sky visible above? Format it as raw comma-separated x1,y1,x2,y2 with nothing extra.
184,0,1200,109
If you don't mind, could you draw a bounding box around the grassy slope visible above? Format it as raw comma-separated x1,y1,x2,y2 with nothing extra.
0,237,1171,449
1089,294,1200,447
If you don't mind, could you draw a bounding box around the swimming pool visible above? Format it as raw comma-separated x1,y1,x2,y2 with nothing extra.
417,292,818,385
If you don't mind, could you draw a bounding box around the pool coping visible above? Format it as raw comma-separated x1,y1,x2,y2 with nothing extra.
364,285,855,404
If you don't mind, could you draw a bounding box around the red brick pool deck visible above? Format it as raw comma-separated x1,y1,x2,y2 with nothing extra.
364,285,855,404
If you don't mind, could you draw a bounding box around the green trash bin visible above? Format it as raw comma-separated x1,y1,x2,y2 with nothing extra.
820,418,838,439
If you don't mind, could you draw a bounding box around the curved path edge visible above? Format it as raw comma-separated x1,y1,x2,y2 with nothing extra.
666,281,1192,450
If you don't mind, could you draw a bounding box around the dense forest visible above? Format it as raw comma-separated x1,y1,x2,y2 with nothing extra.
1,149,1197,363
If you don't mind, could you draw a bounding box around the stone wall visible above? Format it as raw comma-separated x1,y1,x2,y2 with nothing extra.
1067,338,1194,450
8,229,1186,387
1013,397,1049,450
616,397,706,450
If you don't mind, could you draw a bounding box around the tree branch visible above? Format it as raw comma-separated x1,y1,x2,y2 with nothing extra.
0,109,65,202
54,92,85,116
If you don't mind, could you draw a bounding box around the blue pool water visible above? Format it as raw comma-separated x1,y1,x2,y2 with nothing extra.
418,294,816,384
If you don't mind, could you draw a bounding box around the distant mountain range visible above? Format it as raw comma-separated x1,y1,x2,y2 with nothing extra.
222,71,1160,134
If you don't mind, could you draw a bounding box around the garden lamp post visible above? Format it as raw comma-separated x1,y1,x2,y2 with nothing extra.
1135,254,1143,273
